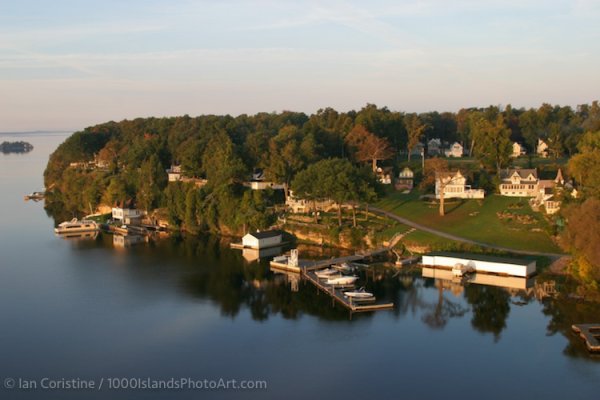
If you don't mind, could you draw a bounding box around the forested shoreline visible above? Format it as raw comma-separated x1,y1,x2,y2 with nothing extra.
44,102,600,286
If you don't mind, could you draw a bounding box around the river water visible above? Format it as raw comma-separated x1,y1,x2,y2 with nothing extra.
1,132,599,400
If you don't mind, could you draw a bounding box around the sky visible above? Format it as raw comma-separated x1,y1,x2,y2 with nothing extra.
1,0,599,131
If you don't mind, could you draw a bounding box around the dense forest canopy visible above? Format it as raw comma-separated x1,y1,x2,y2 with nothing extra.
44,102,600,274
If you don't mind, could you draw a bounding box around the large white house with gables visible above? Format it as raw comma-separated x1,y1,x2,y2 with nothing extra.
498,168,564,214
435,171,485,199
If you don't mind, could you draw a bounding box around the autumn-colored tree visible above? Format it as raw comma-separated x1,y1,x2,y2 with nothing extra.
561,198,600,283
404,114,428,161
420,157,451,216
568,131,600,198
345,124,394,171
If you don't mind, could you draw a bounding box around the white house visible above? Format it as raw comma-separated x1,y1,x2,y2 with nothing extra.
435,171,484,199
498,168,539,197
536,139,549,158
245,168,285,190
242,230,283,249
421,252,536,278
112,208,145,224
511,142,526,158
166,165,182,182
427,138,442,156
444,142,463,158
395,167,414,191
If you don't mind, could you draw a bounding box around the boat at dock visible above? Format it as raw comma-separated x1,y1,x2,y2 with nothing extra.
333,262,357,273
452,263,474,277
343,287,374,300
54,218,99,234
326,276,359,286
315,268,340,279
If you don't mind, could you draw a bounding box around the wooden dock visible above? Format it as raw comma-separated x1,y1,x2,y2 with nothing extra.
302,269,394,313
572,324,600,352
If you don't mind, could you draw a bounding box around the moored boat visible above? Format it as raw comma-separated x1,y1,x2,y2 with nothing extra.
326,275,359,286
315,268,340,279
54,218,99,234
343,287,374,299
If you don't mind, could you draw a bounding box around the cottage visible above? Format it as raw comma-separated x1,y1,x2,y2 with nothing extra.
529,169,564,215
244,168,285,190
395,167,414,191
498,168,539,197
536,139,549,158
435,171,484,199
166,165,182,182
511,142,526,158
112,207,145,224
444,142,463,158
421,252,536,278
427,138,442,156
242,230,283,249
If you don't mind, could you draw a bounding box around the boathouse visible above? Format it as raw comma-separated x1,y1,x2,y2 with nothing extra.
242,230,283,249
421,252,536,278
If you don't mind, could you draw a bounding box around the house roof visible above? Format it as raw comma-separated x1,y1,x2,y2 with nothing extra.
245,230,282,239
500,168,538,181
435,170,463,180
425,251,535,266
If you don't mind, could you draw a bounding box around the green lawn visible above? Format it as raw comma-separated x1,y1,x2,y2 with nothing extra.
376,192,562,253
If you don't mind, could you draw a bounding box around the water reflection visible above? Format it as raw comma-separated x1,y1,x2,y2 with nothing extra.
44,210,600,359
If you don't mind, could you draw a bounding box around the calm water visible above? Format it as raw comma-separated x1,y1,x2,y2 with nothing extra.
1,132,599,400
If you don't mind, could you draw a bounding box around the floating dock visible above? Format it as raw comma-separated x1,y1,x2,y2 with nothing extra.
572,324,600,352
302,270,394,312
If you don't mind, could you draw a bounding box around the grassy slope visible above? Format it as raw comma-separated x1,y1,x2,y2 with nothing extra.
376,191,562,253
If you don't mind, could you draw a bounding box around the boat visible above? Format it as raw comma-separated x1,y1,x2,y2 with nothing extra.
333,262,357,273
24,191,45,201
343,287,374,299
56,231,99,240
315,268,340,279
452,263,474,277
326,275,359,286
113,225,129,235
54,218,99,234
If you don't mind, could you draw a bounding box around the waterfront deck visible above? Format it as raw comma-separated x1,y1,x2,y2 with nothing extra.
572,324,600,352
302,270,394,312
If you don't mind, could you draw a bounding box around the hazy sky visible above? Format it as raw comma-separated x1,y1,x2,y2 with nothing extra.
1,0,599,131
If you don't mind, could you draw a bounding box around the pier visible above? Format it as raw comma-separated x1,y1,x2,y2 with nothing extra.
572,324,600,352
302,269,394,312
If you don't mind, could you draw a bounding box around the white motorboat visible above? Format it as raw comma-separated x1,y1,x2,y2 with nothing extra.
452,263,474,277
315,268,340,279
343,287,374,299
326,275,359,286
333,262,356,273
54,218,99,234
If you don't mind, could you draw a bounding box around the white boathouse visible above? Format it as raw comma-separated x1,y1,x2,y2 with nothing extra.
242,230,283,249
421,252,536,278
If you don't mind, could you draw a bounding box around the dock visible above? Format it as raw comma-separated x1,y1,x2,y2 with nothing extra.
302,269,394,312
572,324,600,352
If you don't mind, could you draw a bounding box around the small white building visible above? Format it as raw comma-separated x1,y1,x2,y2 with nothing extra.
444,142,463,158
242,230,283,249
435,171,484,199
166,165,182,182
536,139,549,158
112,208,145,224
286,191,337,214
511,142,526,158
421,252,536,278
376,166,393,185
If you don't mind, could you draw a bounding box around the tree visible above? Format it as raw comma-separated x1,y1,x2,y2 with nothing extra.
202,130,246,186
265,125,316,200
136,154,167,211
420,157,451,216
561,198,600,282
345,124,394,171
568,131,600,198
471,114,512,172
404,114,427,161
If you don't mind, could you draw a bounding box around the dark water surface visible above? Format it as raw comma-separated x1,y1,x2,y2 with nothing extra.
1,132,599,400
